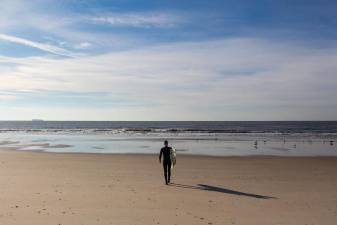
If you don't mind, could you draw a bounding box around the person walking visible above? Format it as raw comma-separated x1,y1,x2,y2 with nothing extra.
159,140,172,185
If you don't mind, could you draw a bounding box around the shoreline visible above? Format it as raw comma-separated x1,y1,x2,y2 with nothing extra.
1,131,336,157
1,147,337,158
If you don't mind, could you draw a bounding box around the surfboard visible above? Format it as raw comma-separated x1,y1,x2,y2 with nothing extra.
170,147,176,170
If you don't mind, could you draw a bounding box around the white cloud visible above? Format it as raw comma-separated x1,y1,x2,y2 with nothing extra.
0,95,17,101
0,0,190,56
0,2,181,54
0,1,130,54
0,1,336,120
91,12,181,28
1,38,337,120
0,33,74,57
74,42,92,49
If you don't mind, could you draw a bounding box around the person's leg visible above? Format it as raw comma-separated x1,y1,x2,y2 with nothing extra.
163,162,168,184
167,161,172,183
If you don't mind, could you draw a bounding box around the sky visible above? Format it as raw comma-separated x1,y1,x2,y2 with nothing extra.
0,0,337,121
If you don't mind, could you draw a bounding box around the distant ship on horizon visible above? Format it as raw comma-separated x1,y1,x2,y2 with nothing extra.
31,119,44,122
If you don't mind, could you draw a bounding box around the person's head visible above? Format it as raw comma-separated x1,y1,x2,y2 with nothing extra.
164,140,168,146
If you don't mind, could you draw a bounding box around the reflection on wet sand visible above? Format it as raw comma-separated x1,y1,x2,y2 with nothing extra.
0,132,336,156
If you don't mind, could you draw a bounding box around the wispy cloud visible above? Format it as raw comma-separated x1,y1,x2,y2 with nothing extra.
91,12,181,28
1,1,337,120
0,33,74,57
0,94,17,101
1,38,337,120
74,42,92,49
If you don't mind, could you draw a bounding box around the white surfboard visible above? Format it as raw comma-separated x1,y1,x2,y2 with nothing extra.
170,147,176,170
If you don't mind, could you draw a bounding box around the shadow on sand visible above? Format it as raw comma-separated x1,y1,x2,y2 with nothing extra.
169,183,276,199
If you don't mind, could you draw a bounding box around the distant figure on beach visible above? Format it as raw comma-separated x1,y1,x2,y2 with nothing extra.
159,140,172,185
254,140,258,149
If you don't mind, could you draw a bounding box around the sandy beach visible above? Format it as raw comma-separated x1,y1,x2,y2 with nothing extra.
0,149,336,225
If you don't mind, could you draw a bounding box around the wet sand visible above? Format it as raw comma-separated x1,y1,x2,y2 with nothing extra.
0,149,336,225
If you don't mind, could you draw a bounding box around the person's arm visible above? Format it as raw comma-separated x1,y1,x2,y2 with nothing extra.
159,148,163,163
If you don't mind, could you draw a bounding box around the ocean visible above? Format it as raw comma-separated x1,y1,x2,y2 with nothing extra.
0,121,336,156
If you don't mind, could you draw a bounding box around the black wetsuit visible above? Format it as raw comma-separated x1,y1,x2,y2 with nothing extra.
159,146,172,184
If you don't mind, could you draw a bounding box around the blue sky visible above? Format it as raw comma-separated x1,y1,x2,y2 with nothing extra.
1,0,337,120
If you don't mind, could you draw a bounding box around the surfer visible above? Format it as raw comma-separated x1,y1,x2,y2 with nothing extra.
159,140,172,185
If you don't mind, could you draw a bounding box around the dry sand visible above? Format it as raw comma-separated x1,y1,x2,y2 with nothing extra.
0,149,336,225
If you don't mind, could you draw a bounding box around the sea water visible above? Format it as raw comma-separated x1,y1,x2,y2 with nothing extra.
0,121,336,156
